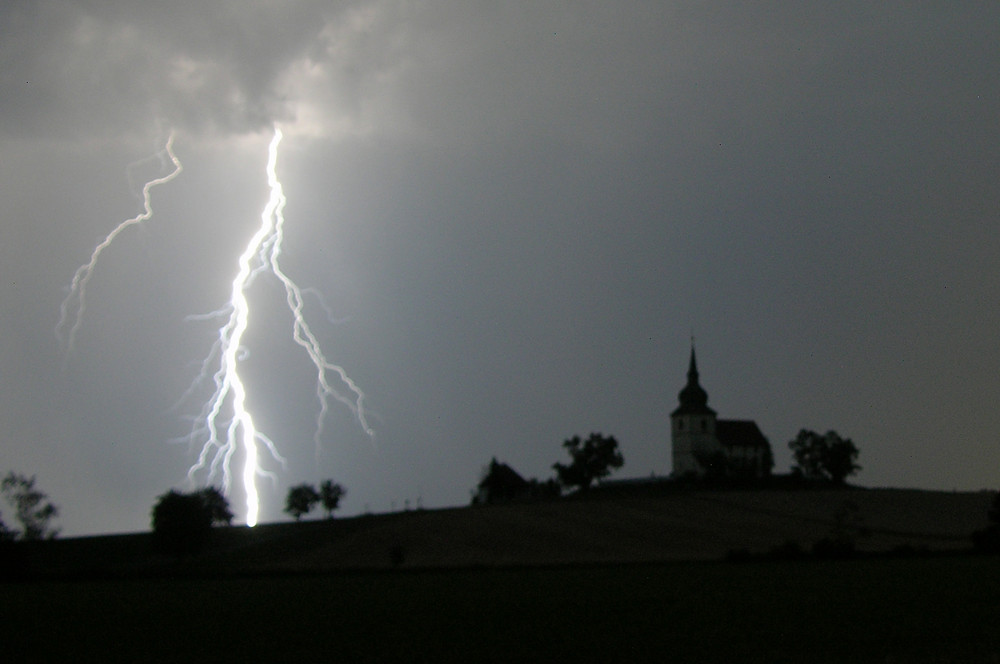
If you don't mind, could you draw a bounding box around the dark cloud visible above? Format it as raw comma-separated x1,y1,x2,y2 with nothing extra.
0,0,375,137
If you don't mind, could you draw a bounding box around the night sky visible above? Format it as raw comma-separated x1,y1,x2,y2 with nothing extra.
2,2,998,536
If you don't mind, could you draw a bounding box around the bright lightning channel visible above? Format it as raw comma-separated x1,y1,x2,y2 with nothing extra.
56,134,182,352
185,126,371,527
60,127,371,528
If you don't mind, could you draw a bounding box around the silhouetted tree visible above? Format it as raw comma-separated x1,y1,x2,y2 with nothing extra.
285,483,321,520
319,480,346,518
151,490,212,555
0,472,59,540
199,486,234,526
552,433,624,493
788,429,860,484
150,487,232,555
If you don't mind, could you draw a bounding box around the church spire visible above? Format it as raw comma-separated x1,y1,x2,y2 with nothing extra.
687,338,699,383
673,340,714,415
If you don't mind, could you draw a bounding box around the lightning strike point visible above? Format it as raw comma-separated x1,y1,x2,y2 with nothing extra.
184,126,371,526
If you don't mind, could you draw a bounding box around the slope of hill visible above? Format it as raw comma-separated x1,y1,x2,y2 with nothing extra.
15,486,994,576
268,487,992,570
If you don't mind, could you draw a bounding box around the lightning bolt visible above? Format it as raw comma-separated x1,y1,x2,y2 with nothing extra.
184,126,371,526
56,133,182,352
61,125,371,528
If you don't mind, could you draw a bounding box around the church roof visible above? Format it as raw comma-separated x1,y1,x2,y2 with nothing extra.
716,420,770,449
671,345,716,416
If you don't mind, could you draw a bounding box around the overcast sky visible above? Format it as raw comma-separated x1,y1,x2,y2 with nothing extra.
2,2,998,536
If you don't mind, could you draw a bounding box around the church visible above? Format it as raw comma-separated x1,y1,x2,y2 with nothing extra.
671,345,773,478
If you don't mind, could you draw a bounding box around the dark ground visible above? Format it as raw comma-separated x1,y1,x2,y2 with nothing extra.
1,487,997,662
2,556,999,662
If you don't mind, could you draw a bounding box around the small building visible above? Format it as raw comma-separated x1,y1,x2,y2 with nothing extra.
473,459,529,504
670,345,773,478
473,459,559,505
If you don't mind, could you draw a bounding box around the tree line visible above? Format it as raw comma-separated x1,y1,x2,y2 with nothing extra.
473,432,625,505
474,427,863,506
284,480,346,520
0,423,861,554
148,478,346,555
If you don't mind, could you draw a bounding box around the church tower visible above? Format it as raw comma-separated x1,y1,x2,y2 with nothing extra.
670,344,721,476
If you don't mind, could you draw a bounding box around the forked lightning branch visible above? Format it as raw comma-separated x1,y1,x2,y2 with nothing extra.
57,126,371,526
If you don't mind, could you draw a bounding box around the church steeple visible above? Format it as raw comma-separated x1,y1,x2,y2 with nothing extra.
672,341,715,416
687,342,700,382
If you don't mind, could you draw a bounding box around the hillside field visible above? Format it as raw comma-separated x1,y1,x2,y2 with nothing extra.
15,486,994,574
3,487,999,661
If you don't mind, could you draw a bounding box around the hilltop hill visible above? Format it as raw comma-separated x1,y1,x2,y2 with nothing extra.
258,486,994,570
15,486,995,577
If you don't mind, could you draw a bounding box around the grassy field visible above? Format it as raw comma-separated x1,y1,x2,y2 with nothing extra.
19,487,990,576
3,556,1000,662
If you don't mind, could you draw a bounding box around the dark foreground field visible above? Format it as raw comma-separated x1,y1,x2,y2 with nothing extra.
3,556,1000,662
3,488,997,661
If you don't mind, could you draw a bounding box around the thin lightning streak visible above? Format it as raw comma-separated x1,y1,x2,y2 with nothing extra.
56,134,182,352
265,158,374,444
185,126,371,526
